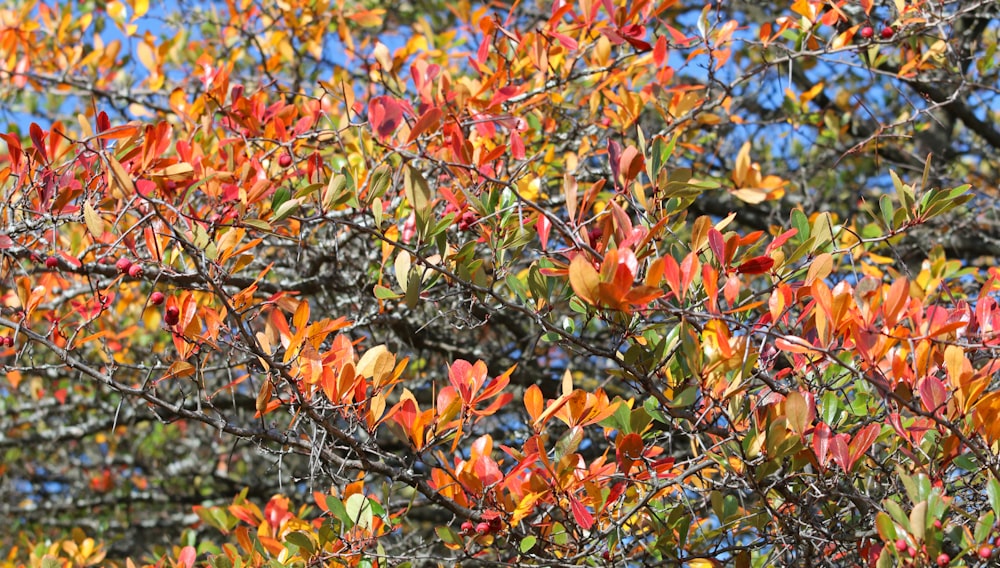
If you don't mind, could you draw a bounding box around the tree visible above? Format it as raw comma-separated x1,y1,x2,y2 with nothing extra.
1,0,998,566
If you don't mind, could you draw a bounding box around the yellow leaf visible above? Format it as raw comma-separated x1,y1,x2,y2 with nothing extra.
84,200,105,237
357,344,395,386
151,162,194,181
733,142,750,187
730,187,768,204
132,0,149,18
137,40,157,73
107,155,136,196
160,361,195,381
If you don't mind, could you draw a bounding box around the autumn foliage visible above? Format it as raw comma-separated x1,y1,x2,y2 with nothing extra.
1,0,1000,567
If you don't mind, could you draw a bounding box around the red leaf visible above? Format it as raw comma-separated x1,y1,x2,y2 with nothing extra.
615,432,644,474
569,495,595,530
474,455,503,486
177,546,197,568
607,139,622,187
708,228,725,266
653,35,668,67
536,213,551,250
369,96,404,139
765,228,797,253
29,123,47,162
97,111,110,133
848,423,880,469
488,85,520,108
812,421,832,469
1,133,22,168
549,30,578,51
919,377,948,415
829,432,851,472
735,255,774,275
510,130,525,160
621,24,652,51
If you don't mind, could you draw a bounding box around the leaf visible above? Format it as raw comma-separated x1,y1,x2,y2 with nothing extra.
785,391,810,436
159,361,195,382
272,197,300,222
988,478,1000,519
403,164,431,213
435,526,462,548
344,493,374,530
812,422,832,469
406,107,442,143
918,377,948,415
107,155,136,196
356,345,394,385
568,495,594,530
367,164,393,202
255,380,272,416
735,255,774,275
83,200,105,237
369,96,403,139
569,255,600,306
176,546,196,568
848,423,880,469
615,432,644,474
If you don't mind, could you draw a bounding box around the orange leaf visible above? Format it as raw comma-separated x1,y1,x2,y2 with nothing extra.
524,385,544,425
569,255,600,306
407,107,442,143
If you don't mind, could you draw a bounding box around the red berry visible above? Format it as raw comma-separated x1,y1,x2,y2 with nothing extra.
128,264,144,278
165,306,180,326
116,257,132,273
895,538,908,552
906,546,916,557
934,519,943,529
150,291,165,306
881,26,895,39
475,522,490,535
457,210,477,231
860,26,874,39
460,521,474,534
45,256,59,269
936,553,949,566
587,227,603,245
979,545,992,559
278,153,293,168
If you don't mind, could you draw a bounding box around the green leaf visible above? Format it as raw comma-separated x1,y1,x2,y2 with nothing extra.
374,285,401,300
344,493,374,530
435,525,462,545
975,511,995,543
284,532,315,555
404,164,431,213
988,477,1000,518
367,164,393,203
791,209,810,241
272,186,291,211
326,496,351,529
884,499,910,533
520,535,537,553
874,511,898,542
272,197,301,222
